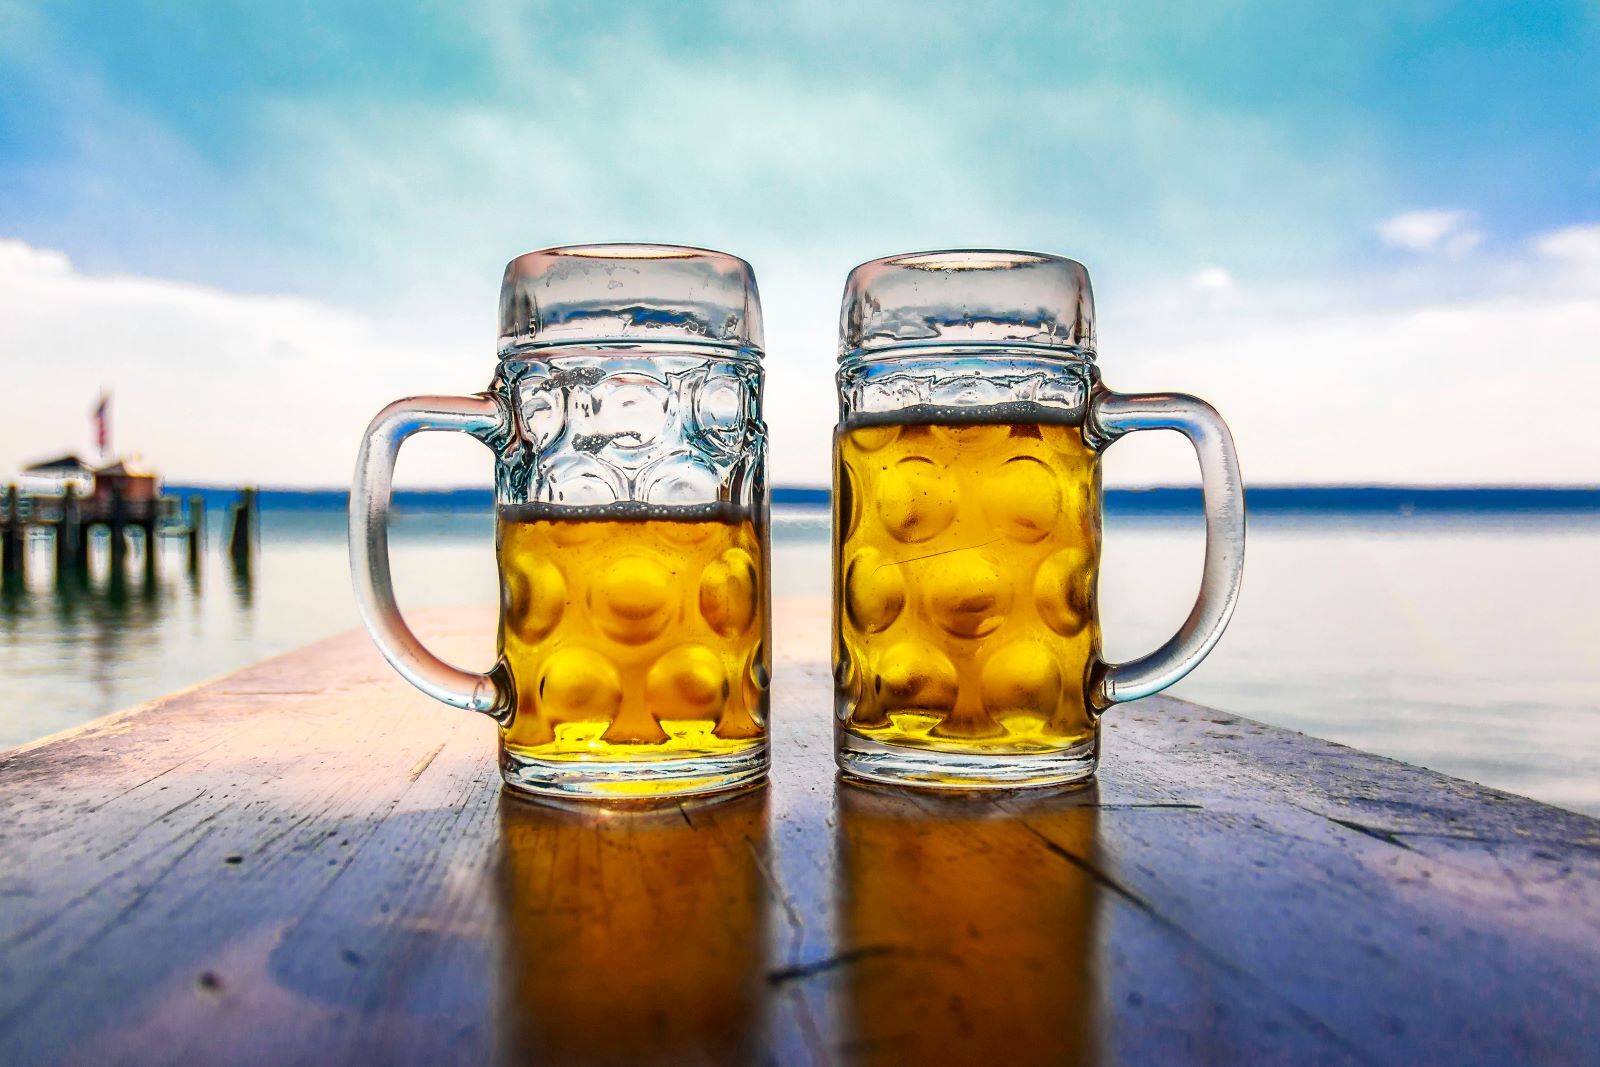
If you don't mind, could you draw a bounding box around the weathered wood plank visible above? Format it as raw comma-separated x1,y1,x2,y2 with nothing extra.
0,600,1597,1065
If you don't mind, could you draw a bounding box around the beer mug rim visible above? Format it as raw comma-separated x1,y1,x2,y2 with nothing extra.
839,248,1096,362
498,243,764,360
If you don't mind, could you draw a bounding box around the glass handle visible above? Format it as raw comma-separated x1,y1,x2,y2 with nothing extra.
349,394,511,719
1088,390,1246,709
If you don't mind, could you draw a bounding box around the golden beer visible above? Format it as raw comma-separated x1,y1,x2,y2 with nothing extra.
497,505,769,775
834,419,1101,754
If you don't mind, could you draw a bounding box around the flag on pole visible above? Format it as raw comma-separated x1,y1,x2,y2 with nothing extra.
93,391,110,458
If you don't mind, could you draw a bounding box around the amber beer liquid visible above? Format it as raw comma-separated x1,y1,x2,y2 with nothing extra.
496,504,770,776
834,416,1102,756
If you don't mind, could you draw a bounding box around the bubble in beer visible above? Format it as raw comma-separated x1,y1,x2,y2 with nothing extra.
645,644,730,719
700,547,758,637
924,549,1011,638
538,647,623,723
844,548,906,633
877,456,957,543
981,455,1061,543
877,641,958,711
1034,546,1094,636
590,553,673,644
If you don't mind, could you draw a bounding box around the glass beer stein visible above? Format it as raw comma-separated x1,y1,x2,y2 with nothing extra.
833,250,1245,788
351,245,771,799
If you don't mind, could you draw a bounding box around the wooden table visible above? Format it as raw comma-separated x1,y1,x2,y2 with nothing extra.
2,601,1597,1065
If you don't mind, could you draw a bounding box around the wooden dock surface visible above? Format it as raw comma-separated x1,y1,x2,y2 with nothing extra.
1,600,1598,1065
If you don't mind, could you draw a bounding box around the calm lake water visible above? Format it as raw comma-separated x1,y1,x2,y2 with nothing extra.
2,506,1597,816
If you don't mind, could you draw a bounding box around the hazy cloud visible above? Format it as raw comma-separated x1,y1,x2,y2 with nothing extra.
1188,267,1237,292
1534,223,1600,268
1376,209,1484,257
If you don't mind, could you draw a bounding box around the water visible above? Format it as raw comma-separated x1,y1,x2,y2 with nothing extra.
2,506,1597,816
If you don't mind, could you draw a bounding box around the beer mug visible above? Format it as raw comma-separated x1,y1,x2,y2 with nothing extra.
351,245,771,799
833,250,1245,788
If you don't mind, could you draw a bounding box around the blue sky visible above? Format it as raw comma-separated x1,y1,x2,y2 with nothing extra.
1,1,1597,485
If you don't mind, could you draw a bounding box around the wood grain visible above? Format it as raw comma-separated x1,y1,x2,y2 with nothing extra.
1,599,1597,1065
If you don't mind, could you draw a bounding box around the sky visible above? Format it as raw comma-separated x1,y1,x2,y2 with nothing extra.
0,0,1597,488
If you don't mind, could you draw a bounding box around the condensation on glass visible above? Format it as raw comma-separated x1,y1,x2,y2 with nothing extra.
833,250,1245,788
351,244,770,799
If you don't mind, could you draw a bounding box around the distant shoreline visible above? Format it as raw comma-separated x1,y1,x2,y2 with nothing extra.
164,484,1600,515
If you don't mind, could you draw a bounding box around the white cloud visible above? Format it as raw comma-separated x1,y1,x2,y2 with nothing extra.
0,240,72,277
1534,223,1600,267
1376,209,1483,258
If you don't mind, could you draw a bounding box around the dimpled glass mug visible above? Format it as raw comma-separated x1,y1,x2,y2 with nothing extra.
833,250,1245,788
351,245,771,799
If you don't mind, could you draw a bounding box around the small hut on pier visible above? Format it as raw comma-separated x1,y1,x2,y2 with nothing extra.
20,454,95,497
89,459,160,509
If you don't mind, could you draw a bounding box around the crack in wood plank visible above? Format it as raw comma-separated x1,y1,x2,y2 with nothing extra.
1021,822,1158,913
82,738,231,815
766,945,898,985
96,789,210,862
745,837,803,936
1324,815,1416,852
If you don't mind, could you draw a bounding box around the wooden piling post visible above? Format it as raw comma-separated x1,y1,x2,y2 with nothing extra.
229,487,255,572
66,485,86,573
141,518,158,584
71,491,89,576
108,481,128,576
55,484,82,575
2,484,22,582
187,495,204,575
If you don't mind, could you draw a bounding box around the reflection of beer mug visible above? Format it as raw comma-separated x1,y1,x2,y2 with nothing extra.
838,786,1101,1062
833,251,1245,788
497,792,768,1061
351,245,771,799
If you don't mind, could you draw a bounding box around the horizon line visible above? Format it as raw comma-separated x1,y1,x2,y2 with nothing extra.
157,483,1600,516
164,482,1600,494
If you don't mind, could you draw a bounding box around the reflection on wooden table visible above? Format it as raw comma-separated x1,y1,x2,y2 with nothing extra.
495,791,769,1064
837,783,1101,1064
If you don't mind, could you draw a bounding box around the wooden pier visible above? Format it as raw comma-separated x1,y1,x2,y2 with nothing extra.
0,484,255,583
0,601,1596,1064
